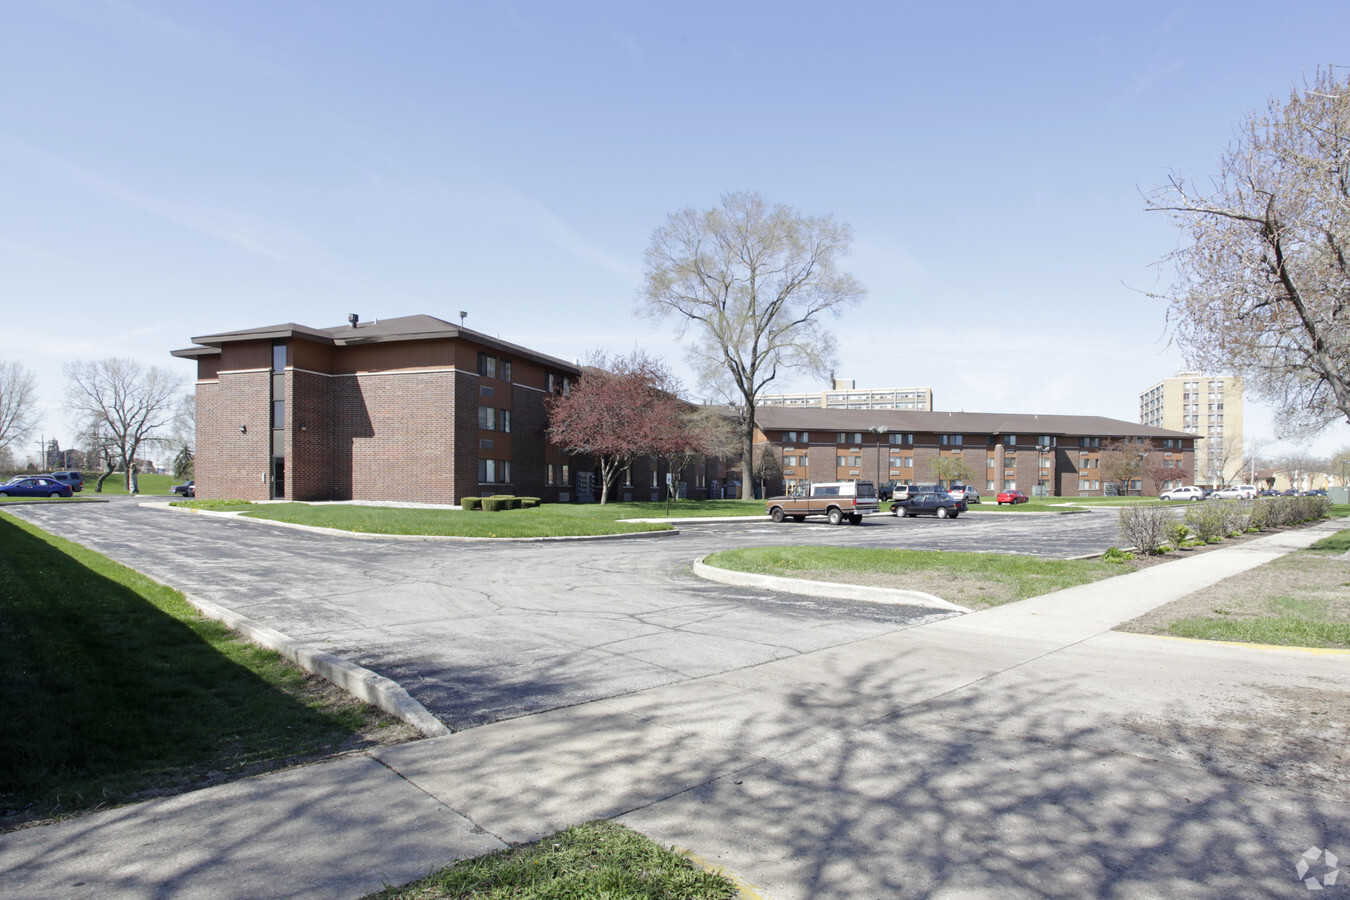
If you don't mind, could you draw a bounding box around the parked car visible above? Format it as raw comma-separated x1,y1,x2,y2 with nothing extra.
946,485,981,504
1210,485,1248,500
891,484,937,503
46,470,84,492
171,480,195,497
0,476,73,498
1159,485,1206,501
891,491,966,519
996,490,1029,505
766,480,879,525
1236,484,1258,499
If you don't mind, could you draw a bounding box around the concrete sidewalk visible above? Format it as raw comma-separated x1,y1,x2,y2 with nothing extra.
3,522,1347,898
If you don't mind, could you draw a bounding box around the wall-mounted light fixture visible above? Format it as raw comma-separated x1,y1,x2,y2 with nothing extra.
300,423,307,432
239,425,247,434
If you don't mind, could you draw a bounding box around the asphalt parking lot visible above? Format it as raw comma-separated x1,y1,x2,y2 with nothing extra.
8,501,1124,730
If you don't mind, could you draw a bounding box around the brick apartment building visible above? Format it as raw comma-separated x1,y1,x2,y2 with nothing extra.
173,314,728,504
754,408,1195,498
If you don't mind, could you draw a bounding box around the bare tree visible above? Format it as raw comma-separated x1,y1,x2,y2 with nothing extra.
1146,68,1350,435
0,359,39,456
1100,438,1147,496
1326,442,1350,485
639,191,866,479
1272,451,1323,491
1200,433,1248,486
64,359,182,495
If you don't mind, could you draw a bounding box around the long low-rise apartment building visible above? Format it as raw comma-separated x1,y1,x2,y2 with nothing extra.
754,408,1196,497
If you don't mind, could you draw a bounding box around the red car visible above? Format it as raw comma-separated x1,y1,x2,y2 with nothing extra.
996,490,1028,505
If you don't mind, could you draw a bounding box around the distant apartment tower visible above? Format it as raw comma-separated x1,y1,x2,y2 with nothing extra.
759,378,934,411
1139,373,1244,487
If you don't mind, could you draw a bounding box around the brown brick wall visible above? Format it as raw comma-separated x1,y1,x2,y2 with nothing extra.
335,371,459,503
197,371,272,500
290,370,333,501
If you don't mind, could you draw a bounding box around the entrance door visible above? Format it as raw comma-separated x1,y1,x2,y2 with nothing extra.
271,457,285,499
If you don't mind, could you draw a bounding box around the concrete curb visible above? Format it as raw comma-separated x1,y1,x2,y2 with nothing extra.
149,502,680,543
180,592,451,738
692,556,970,613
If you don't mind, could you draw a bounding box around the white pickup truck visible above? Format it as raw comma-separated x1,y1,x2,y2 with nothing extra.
765,481,879,525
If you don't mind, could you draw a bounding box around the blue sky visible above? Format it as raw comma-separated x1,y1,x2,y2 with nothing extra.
4,1,1349,461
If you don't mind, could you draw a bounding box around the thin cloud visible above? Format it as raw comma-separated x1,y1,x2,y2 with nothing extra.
0,136,374,292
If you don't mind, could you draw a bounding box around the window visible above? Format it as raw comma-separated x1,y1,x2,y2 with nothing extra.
783,455,798,467
836,455,861,467
477,352,496,379
272,343,286,373
836,432,862,445
784,431,810,444
500,409,511,433
1039,456,1052,469
986,480,995,491
1005,435,1018,447
1004,454,1017,468
888,433,913,445
477,459,510,484
1078,437,1100,448
477,405,496,430
1003,479,1017,490
501,359,512,382
987,456,996,468
941,434,963,446
272,400,285,429
1038,435,1053,447
651,467,659,488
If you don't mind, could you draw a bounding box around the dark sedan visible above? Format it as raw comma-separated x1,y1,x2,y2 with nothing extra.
891,491,966,519
0,476,73,498
171,480,195,497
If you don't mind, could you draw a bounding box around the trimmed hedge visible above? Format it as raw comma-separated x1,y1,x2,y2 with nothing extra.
466,495,543,511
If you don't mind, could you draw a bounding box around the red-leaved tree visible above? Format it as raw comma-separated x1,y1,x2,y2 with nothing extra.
545,351,692,505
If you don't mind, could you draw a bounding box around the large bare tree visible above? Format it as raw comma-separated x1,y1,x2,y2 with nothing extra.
639,191,866,489
1147,68,1350,435
0,359,39,457
64,358,182,494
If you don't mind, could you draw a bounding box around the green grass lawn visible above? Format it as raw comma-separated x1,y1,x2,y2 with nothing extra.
173,498,766,538
87,472,180,495
365,820,738,900
704,545,1127,608
0,512,404,826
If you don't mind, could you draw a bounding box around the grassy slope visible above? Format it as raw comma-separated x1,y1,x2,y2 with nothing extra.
0,512,396,824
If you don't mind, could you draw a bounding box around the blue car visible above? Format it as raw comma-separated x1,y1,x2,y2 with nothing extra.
0,475,74,498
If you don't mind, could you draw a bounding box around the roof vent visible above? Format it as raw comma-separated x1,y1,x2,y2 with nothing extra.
348,313,359,328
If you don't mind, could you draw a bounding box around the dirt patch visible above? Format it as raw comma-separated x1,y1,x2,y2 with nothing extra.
1121,683,1350,802
779,568,1026,608
1119,548,1350,644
